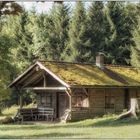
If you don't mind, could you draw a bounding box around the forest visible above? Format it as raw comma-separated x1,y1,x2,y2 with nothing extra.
0,1,140,110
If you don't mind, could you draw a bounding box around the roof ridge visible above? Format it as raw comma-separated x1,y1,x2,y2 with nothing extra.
37,60,138,69
38,60,97,65
105,64,135,68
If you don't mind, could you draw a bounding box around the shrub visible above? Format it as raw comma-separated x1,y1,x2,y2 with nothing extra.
0,116,14,124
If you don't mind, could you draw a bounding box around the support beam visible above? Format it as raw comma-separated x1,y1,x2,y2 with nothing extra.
22,71,43,88
25,87,67,91
43,73,47,87
66,88,72,111
19,92,23,109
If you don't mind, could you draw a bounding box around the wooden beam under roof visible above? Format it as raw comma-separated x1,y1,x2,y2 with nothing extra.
8,63,37,87
24,87,67,91
22,71,44,88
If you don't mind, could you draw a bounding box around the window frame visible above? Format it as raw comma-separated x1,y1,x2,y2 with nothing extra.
72,92,89,109
105,94,115,109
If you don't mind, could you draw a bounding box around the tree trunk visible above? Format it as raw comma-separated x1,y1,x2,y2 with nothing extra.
0,108,2,115
117,98,139,120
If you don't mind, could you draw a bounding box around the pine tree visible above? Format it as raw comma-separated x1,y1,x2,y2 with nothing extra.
31,12,53,60
87,1,110,62
106,2,137,65
31,3,70,61
64,1,89,62
47,2,70,61
131,5,140,67
11,10,34,70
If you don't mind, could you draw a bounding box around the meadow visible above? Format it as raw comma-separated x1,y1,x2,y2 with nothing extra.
0,106,140,139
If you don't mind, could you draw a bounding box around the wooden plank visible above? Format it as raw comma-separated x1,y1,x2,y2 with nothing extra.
25,87,67,90
43,73,47,87
19,93,23,109
22,71,44,88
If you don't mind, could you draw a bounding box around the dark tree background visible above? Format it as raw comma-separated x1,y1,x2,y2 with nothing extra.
0,1,140,107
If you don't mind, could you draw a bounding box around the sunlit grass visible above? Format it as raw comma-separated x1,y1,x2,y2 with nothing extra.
1,103,36,117
1,106,140,138
0,115,140,138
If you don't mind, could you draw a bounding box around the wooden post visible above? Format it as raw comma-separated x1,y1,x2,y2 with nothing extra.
16,87,23,109
64,88,72,121
19,92,23,109
66,89,71,111
43,73,47,87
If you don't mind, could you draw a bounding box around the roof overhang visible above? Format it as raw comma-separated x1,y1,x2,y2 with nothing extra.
9,61,70,88
70,85,140,89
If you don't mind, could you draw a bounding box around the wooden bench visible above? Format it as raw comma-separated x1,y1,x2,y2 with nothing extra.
18,108,54,122
18,108,38,122
38,108,54,121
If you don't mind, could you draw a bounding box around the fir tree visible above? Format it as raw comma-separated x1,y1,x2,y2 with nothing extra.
48,3,70,61
87,2,109,62
106,2,137,65
131,6,140,67
64,1,89,62
12,10,33,70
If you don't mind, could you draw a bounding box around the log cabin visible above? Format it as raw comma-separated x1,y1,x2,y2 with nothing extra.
9,53,140,122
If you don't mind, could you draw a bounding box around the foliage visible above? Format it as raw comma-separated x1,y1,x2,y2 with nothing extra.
131,4,140,67
106,2,137,65
87,2,109,62
0,2,140,107
63,1,89,62
0,1,23,16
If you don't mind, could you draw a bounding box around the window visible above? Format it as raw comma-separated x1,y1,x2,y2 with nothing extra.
105,95,115,109
46,95,52,107
40,94,52,107
41,95,46,105
72,94,89,108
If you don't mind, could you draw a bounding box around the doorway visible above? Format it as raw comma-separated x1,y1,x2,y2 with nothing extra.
56,92,69,119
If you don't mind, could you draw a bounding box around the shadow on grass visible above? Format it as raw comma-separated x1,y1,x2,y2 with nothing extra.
1,117,140,132
0,132,84,139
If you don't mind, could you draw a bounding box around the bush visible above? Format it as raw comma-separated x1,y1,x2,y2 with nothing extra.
0,116,14,124
2,105,18,116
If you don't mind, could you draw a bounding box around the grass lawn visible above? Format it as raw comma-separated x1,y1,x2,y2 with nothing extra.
1,106,140,138
1,115,140,139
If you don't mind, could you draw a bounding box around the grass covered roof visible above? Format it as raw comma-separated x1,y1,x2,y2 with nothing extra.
40,61,140,87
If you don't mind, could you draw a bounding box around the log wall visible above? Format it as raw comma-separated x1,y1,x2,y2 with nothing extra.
71,88,125,121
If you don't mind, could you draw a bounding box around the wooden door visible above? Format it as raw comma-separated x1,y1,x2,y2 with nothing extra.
57,92,69,119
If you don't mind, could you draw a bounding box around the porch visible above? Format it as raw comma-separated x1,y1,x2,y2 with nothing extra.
8,62,72,122
16,87,71,122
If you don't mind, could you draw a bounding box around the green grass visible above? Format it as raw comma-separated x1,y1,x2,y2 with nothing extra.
1,106,140,138
1,115,140,138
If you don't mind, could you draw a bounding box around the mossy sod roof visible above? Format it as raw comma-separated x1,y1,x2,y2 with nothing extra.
40,61,140,87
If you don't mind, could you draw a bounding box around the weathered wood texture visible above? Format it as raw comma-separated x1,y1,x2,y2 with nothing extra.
36,91,57,118
35,88,140,121
71,88,125,121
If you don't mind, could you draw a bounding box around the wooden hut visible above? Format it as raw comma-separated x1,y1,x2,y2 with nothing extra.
9,53,140,122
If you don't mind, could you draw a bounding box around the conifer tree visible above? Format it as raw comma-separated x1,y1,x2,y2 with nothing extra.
106,2,137,65
47,2,70,61
64,1,89,62
11,10,34,70
131,5,140,67
87,2,110,62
